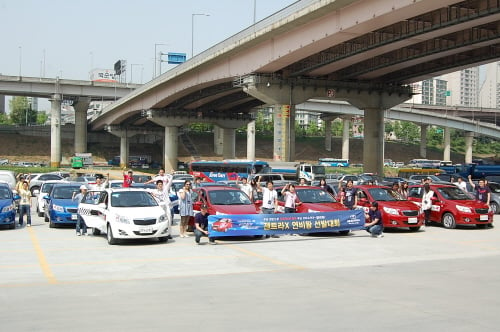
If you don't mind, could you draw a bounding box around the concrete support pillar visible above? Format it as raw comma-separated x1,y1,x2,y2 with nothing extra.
213,125,224,156
420,125,428,159
222,128,236,159
272,104,294,162
119,135,129,169
324,119,332,152
73,97,91,154
443,127,451,162
465,132,474,164
50,94,62,167
342,117,350,160
164,126,179,172
363,109,385,176
246,120,256,160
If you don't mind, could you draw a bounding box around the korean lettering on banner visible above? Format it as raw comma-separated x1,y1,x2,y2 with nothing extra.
208,210,365,237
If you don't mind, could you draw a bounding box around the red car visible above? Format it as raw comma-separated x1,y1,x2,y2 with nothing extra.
355,185,424,231
189,185,260,230
276,186,347,213
407,184,493,229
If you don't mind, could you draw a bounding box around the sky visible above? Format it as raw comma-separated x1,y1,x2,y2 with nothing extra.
0,0,297,110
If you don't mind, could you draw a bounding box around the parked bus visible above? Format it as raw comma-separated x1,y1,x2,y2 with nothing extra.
398,168,444,179
189,160,270,182
407,159,440,168
318,158,350,167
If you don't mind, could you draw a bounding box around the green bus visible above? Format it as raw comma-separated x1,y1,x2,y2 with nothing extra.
71,156,84,169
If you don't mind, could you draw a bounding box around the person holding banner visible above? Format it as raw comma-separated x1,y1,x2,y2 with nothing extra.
194,205,216,245
364,201,384,238
281,183,301,213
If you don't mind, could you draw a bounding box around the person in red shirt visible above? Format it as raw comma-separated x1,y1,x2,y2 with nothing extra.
123,169,133,188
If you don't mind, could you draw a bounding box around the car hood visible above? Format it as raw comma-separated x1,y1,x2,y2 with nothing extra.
51,198,78,208
377,201,420,210
111,206,165,217
300,202,347,211
450,200,489,209
212,204,259,214
0,198,13,208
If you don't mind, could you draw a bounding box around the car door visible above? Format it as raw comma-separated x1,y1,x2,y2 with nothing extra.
78,191,107,232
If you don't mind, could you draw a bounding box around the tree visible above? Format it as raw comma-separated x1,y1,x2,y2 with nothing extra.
393,121,419,142
9,96,37,125
36,111,49,125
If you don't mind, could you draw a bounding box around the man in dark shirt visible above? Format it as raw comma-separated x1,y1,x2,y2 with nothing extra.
194,205,216,245
468,175,493,228
343,180,358,210
364,201,384,238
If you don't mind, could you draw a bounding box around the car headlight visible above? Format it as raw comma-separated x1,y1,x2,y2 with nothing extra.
308,209,319,213
383,207,399,215
116,215,131,224
159,214,167,223
52,204,64,212
1,204,14,213
456,205,472,213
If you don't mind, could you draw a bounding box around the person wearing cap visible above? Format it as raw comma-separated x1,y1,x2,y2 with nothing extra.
73,185,88,236
194,205,216,245
123,169,133,188
364,201,384,238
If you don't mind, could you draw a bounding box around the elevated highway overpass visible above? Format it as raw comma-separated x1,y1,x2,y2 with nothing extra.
25,0,500,172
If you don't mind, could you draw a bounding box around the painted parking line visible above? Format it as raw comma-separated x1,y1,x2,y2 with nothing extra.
28,227,58,284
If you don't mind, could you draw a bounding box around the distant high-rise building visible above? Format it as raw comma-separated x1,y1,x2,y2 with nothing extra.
442,67,479,107
479,61,500,108
407,79,447,105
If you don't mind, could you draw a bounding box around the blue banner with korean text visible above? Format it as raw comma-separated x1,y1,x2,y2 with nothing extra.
208,210,365,237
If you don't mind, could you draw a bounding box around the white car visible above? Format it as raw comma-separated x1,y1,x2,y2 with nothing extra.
78,188,170,245
34,180,67,217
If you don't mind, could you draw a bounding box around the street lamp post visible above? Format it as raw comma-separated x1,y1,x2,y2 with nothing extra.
18,46,22,77
154,43,168,78
191,13,210,58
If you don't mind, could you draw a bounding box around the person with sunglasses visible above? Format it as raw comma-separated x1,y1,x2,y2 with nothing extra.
178,180,194,238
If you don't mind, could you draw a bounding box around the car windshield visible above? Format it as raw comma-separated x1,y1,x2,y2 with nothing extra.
0,187,12,199
437,186,473,200
489,183,500,194
41,183,56,193
208,190,252,205
111,191,158,207
296,188,336,203
52,186,80,199
367,188,404,201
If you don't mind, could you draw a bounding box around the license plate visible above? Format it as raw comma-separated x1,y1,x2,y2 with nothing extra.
139,227,153,234
71,214,78,220
480,215,488,221
408,217,418,224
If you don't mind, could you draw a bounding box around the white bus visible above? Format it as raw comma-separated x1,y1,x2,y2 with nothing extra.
407,159,440,168
318,158,350,167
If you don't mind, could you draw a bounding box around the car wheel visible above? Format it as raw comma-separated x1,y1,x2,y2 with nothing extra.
30,186,39,196
158,236,168,243
92,228,101,235
49,219,56,228
442,213,456,229
107,224,117,245
409,226,421,232
490,202,499,214
44,214,49,223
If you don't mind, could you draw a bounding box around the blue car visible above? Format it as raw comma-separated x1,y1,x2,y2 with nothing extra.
0,183,18,229
44,183,82,228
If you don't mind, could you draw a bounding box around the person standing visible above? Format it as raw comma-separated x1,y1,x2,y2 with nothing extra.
281,183,301,213
145,168,172,185
149,179,173,238
318,178,334,195
455,177,468,192
123,169,133,188
468,175,493,228
194,205,216,245
421,183,434,226
249,178,260,203
90,174,109,191
398,181,409,199
18,181,32,227
364,201,384,238
343,180,358,210
73,185,88,236
178,180,194,238
258,177,278,214
236,177,253,201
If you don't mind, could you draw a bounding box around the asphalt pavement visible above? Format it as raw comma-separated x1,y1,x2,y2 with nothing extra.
1,207,500,332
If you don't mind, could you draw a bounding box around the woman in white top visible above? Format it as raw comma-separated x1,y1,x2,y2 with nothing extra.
281,184,301,213
421,183,434,226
